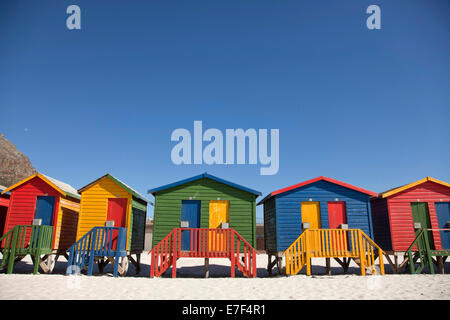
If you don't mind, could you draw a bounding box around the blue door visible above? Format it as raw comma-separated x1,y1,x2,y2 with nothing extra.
34,196,55,226
180,200,201,251
435,202,450,249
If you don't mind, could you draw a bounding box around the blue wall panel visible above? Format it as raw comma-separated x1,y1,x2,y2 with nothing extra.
270,180,372,252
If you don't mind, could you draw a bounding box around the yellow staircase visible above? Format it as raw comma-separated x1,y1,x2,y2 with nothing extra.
284,229,385,276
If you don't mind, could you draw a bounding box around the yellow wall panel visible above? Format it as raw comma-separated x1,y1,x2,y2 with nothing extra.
76,177,132,249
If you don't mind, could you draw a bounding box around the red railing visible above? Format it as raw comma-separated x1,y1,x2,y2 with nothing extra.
149,228,257,278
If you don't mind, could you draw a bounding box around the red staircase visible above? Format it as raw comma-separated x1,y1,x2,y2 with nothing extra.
150,228,257,278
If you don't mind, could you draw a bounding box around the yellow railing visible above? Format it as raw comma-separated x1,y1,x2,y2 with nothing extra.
285,231,307,275
284,229,385,276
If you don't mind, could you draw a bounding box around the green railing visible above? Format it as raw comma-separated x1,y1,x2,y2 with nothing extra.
0,225,54,274
406,228,434,274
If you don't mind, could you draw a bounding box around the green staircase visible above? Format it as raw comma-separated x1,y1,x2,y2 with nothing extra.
0,225,54,274
406,228,450,274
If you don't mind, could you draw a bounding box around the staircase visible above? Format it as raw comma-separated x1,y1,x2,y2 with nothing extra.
284,228,385,276
0,225,53,274
66,226,128,277
406,228,450,274
150,228,257,278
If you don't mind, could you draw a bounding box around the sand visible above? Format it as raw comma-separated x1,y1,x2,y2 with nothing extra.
0,253,449,300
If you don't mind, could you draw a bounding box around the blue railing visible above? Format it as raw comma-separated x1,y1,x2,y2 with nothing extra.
66,226,127,277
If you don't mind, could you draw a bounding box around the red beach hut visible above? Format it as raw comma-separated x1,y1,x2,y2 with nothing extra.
371,176,450,273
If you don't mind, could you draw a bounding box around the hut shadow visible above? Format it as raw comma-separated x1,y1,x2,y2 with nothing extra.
261,258,450,277
0,258,70,275
4,254,450,277
126,260,269,278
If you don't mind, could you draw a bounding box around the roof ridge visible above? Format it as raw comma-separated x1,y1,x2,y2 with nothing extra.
148,173,261,196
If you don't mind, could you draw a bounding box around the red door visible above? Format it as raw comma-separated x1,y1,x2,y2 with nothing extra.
328,202,347,228
107,198,127,249
328,202,348,253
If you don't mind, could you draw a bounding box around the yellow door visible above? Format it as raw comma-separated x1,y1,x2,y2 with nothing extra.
209,200,229,252
301,202,321,253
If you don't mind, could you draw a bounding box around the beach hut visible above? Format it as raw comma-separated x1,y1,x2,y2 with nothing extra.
75,174,148,275
148,173,261,278
0,173,80,272
149,172,260,248
258,176,383,276
0,186,10,239
370,177,450,273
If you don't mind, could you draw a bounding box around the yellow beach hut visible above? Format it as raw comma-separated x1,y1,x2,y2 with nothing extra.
76,174,148,274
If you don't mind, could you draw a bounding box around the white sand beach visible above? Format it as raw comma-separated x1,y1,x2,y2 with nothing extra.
0,253,449,300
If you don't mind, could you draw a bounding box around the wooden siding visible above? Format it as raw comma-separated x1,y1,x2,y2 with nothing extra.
152,177,257,248
2,176,61,248
273,180,373,252
77,177,132,249
54,205,79,249
386,181,450,251
130,196,147,252
370,197,392,251
263,196,277,252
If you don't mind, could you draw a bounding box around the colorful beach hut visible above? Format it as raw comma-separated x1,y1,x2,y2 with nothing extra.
150,172,260,248
0,173,80,272
148,173,261,278
371,177,450,273
75,174,148,275
258,176,384,276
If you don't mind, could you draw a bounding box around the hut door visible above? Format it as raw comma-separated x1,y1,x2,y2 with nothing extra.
411,202,434,250
209,200,229,251
301,202,321,252
180,200,201,251
301,202,321,229
34,196,55,226
327,202,348,252
107,198,128,249
328,202,347,228
435,202,450,249
209,200,229,228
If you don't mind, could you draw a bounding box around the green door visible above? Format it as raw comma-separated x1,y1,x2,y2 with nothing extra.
411,202,434,249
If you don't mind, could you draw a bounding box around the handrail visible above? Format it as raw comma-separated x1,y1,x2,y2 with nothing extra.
0,226,15,244
149,227,257,278
67,226,127,277
405,229,425,253
0,225,54,274
232,229,257,277
284,228,385,276
150,228,175,277
284,231,307,275
406,228,434,274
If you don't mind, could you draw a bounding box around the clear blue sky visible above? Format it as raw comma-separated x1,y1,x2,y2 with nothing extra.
1,1,449,223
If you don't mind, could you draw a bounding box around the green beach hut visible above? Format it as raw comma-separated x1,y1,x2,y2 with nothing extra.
148,173,261,249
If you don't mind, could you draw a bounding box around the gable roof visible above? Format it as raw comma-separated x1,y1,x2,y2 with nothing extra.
147,172,261,196
1,173,80,199
257,176,377,205
379,176,450,198
78,173,148,203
